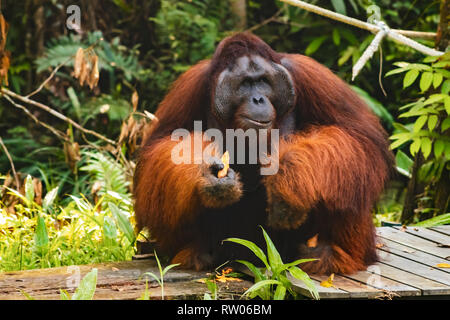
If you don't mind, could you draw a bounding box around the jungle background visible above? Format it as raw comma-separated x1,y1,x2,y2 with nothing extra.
0,0,449,273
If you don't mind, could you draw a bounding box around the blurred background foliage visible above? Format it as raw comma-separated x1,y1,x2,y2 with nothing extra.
0,0,448,271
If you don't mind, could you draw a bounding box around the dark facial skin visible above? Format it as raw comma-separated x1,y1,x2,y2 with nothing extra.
213,55,296,130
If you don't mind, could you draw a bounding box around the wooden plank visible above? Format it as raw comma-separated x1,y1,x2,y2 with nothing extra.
0,260,251,300
370,263,450,295
393,226,450,246
431,226,450,236
309,274,381,299
377,227,450,259
287,274,350,299
377,249,450,286
344,270,421,297
377,238,450,273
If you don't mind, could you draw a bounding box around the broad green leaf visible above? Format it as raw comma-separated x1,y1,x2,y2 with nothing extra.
305,36,327,56
434,140,444,158
236,260,265,283
42,187,58,212
410,138,421,156
403,69,419,88
331,0,346,15
242,280,282,298
72,268,98,300
282,258,318,271
273,284,287,300
288,266,320,300
414,213,450,227
442,118,450,132
421,137,432,159
433,72,443,88
24,175,34,203
413,115,427,133
427,115,438,131
224,238,269,269
420,72,433,92
332,29,340,46
445,96,450,115
34,215,49,255
424,94,445,105
108,202,136,244
390,132,413,150
385,67,408,77
395,150,413,178
261,227,283,274
442,80,450,95
102,216,117,245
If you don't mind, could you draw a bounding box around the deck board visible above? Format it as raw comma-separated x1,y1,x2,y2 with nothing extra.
0,226,449,299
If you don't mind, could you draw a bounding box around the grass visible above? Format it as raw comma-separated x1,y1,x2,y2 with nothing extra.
0,176,136,272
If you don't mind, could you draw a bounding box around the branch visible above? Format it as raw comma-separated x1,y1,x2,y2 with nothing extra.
1,87,116,145
0,136,20,189
2,93,69,141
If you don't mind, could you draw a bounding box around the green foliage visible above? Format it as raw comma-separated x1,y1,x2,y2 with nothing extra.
0,181,136,272
36,31,143,81
141,251,180,300
225,227,319,300
414,213,450,227
388,54,450,183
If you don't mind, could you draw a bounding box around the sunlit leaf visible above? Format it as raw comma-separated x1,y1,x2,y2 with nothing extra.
71,268,98,300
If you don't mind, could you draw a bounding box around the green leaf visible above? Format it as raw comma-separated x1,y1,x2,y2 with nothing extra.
282,258,318,271
42,187,58,212
273,284,287,300
108,202,136,244
224,238,269,269
420,72,433,92
242,280,282,298
442,118,450,132
413,115,428,133
332,29,340,46
305,36,327,56
445,96,450,115
434,140,445,158
236,260,265,283
403,69,419,88
72,268,98,300
331,0,346,15
390,132,414,150
385,67,408,77
162,263,180,276
410,139,421,156
34,215,49,255
288,266,320,300
427,115,438,131
421,138,432,159
395,150,413,178
24,175,34,203
414,213,450,227
433,72,443,88
102,216,117,245
261,227,283,274
442,80,450,95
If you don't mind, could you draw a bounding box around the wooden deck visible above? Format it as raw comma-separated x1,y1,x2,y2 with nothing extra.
0,226,449,300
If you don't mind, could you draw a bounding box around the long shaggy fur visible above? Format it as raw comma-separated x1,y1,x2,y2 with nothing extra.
134,33,393,274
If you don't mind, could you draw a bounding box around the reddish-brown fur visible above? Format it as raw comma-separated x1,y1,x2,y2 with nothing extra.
134,33,393,274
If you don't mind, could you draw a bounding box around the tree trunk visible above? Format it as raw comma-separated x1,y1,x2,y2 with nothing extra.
230,0,247,30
